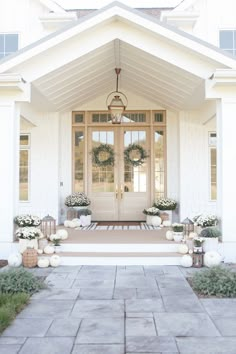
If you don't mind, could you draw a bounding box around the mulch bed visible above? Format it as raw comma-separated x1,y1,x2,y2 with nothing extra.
0,260,8,268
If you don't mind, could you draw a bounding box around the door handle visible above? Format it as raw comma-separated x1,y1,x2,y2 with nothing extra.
120,185,123,199
115,185,118,199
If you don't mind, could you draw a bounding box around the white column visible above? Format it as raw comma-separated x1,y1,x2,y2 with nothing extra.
0,102,20,242
216,98,236,244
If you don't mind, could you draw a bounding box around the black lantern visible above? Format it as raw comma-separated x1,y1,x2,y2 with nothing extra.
181,217,194,239
41,214,56,237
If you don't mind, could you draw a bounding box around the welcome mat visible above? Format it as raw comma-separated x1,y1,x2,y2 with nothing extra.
75,223,160,231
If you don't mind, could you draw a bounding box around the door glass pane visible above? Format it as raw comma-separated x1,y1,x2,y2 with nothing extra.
154,130,165,198
74,130,84,192
210,148,217,200
124,130,147,192
19,150,29,201
92,131,114,192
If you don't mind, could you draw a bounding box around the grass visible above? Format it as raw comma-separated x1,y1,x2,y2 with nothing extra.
0,292,29,333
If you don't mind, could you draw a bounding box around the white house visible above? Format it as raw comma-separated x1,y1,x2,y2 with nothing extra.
1,0,236,262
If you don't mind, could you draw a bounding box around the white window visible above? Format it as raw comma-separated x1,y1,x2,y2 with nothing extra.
0,33,18,59
219,30,236,56
19,134,30,201
209,132,217,201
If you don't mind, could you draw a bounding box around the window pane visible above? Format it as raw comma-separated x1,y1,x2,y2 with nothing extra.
19,150,29,201
0,35,4,51
20,135,29,146
154,130,165,199
5,34,18,52
210,148,217,200
74,131,84,192
220,30,233,49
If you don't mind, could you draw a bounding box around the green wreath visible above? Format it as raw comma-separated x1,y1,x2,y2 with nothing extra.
124,143,149,167
92,144,115,167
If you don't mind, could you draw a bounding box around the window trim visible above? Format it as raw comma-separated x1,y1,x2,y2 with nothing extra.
0,32,19,59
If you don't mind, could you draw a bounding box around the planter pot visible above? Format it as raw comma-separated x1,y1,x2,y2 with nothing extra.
193,246,203,253
38,238,48,251
54,245,62,253
18,238,38,254
80,215,92,227
173,232,183,242
146,215,161,227
159,210,173,223
202,238,219,252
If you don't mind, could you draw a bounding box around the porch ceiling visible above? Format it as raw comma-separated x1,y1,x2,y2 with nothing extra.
33,40,203,112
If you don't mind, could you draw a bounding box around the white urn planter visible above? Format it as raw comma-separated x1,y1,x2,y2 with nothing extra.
18,239,38,254
80,215,92,227
202,238,219,253
173,232,183,242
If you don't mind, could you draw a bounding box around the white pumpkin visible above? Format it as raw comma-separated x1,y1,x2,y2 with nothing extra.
163,220,172,227
180,254,193,267
189,232,198,239
204,251,222,268
178,243,189,254
8,252,22,267
56,229,68,240
49,233,58,241
166,230,174,241
37,249,43,255
37,257,50,268
50,254,61,267
68,221,76,228
44,245,55,254
64,220,70,227
72,218,81,227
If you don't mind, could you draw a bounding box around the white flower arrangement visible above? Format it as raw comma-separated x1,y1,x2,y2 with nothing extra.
194,214,218,227
194,237,205,247
154,198,177,211
14,214,41,227
15,227,43,240
143,207,160,216
65,192,91,207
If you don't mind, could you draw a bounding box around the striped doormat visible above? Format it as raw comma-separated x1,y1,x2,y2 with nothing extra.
75,223,160,231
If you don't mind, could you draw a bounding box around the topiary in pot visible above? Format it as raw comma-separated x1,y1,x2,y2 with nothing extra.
200,227,221,252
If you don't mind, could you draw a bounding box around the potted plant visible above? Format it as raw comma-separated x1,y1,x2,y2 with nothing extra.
172,223,184,242
65,192,91,217
78,208,92,226
14,214,41,227
200,226,221,252
15,227,43,253
143,207,161,226
193,214,218,234
193,237,204,253
154,198,177,223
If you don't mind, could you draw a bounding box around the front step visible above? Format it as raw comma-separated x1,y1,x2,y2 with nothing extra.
40,252,182,266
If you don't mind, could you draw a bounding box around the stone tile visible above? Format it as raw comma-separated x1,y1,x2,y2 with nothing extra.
2,318,52,337
157,277,193,296
116,275,157,289
212,317,236,336
162,295,204,313
52,265,82,273
19,337,74,354
27,267,53,277
75,318,124,344
126,312,153,318
45,278,75,289
143,265,164,277
73,278,114,288
163,265,183,275
126,336,178,353
76,271,115,280
31,288,80,301
113,288,137,300
176,337,236,354
0,338,26,344
154,313,220,336
79,288,113,300
17,300,74,318
126,318,156,336
72,344,124,354
46,271,78,280
0,345,21,354
117,266,144,276
136,287,161,299
46,318,81,337
79,266,116,273
71,300,124,318
201,299,236,317
125,298,165,313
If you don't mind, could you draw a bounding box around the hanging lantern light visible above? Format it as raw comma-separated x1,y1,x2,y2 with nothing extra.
41,214,56,237
106,68,128,124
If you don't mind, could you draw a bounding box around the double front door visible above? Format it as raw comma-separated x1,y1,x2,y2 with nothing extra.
88,127,150,221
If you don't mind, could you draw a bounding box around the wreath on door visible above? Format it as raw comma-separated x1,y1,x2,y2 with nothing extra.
92,143,115,167
124,143,149,167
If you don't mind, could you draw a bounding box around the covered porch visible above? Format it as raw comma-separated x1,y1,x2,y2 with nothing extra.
0,2,236,262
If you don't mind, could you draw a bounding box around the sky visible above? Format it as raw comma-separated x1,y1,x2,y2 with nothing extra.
56,0,183,9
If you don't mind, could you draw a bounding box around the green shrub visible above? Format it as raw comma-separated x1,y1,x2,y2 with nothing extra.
200,226,221,238
0,293,29,333
191,266,236,297
0,268,44,295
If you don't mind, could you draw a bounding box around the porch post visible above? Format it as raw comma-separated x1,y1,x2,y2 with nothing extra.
0,75,30,256
206,70,236,262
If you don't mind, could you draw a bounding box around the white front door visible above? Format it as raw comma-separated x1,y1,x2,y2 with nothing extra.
88,127,150,221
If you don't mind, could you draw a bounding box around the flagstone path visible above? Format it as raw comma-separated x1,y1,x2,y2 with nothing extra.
1,265,236,354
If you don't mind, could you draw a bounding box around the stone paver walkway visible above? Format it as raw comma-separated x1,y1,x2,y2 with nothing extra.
1,265,236,354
